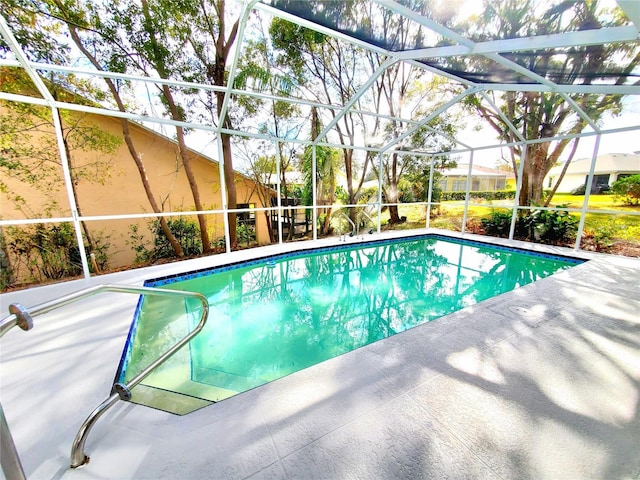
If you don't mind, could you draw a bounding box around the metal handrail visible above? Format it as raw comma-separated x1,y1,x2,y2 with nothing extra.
335,212,356,241
0,283,209,475
1,404,25,480
358,210,376,236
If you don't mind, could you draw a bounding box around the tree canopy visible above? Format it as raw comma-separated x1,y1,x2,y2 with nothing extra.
455,0,638,206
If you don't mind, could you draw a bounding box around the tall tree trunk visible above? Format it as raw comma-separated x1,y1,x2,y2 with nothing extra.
344,149,359,224
54,108,95,252
140,0,212,253
388,153,402,224
388,205,401,224
544,138,580,207
519,145,535,208
322,206,333,235
519,169,531,208
66,24,184,257
161,82,213,252
263,210,275,243
211,0,240,249
119,117,185,257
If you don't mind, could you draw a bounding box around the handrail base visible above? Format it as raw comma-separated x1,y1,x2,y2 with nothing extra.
70,455,90,469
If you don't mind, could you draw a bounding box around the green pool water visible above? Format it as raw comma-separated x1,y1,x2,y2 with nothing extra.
117,235,582,414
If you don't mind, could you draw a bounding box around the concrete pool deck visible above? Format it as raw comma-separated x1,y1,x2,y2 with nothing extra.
1,229,639,480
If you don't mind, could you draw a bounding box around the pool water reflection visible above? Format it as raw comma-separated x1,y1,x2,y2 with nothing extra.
116,235,582,414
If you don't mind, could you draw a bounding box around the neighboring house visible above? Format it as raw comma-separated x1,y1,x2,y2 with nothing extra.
545,152,640,193
1,109,271,270
266,171,305,192
439,164,508,192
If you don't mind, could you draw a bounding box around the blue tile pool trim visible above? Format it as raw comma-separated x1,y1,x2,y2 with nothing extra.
114,294,145,385
114,233,585,390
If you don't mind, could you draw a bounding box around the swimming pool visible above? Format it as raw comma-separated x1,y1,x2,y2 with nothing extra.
115,234,584,414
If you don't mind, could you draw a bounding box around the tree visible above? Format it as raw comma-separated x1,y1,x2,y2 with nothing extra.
234,24,306,241
0,68,120,283
186,0,241,247
240,149,277,243
271,2,461,226
372,96,458,223
270,16,373,221
362,1,456,224
0,68,120,250
130,0,214,252
459,0,638,207
42,0,250,251
35,0,215,252
62,13,186,257
301,108,340,235
0,0,68,63
402,155,457,209
611,174,640,206
4,0,191,257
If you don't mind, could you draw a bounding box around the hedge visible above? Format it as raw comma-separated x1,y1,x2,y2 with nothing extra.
441,190,516,201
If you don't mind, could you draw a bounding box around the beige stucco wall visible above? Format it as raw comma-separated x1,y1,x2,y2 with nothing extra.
1,108,271,271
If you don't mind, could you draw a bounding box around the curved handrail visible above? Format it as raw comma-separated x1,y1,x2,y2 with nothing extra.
358,210,376,236
0,284,209,472
335,212,356,241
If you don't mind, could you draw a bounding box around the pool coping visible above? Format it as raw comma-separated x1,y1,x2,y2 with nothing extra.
1,228,638,480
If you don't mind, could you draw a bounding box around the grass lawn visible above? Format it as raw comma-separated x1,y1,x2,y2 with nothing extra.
549,193,639,212
378,194,640,249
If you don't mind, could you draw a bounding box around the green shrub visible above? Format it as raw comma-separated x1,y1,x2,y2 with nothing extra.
442,190,516,201
524,206,578,243
358,186,379,204
481,210,514,237
334,185,348,204
480,205,578,244
611,174,640,205
480,210,529,238
7,223,83,281
214,218,256,248
571,184,586,195
5,222,109,284
153,217,202,258
582,218,618,252
127,224,154,264
128,217,202,264
237,220,256,246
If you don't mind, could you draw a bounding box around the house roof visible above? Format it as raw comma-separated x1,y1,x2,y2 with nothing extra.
266,171,306,185
547,153,640,176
